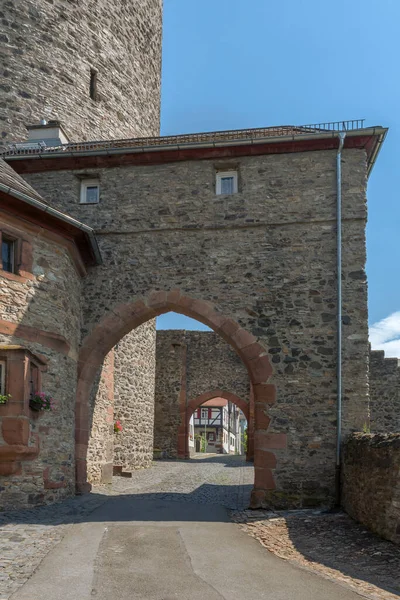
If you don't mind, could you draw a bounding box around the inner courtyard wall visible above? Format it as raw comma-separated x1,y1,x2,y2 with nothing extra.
21,147,370,508
154,330,250,457
113,320,157,471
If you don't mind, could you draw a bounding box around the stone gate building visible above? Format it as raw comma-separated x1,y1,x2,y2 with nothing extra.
0,0,393,513
0,120,388,511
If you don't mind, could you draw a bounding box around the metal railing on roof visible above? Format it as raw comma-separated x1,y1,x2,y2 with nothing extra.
0,119,366,157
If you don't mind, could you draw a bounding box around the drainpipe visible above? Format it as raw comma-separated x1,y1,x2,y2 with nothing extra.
335,131,346,507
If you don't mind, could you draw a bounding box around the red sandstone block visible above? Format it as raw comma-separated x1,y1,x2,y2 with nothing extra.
241,342,265,361
0,461,22,476
254,449,277,469
205,313,227,332
254,431,287,450
247,356,272,384
43,467,66,489
75,458,88,482
254,404,271,430
75,428,90,445
252,383,276,405
166,289,182,306
220,318,240,338
75,444,88,459
231,328,258,350
2,417,30,445
148,290,167,309
254,466,276,490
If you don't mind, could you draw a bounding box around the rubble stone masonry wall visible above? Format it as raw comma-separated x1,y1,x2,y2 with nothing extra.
0,0,162,143
342,433,400,544
154,330,250,457
0,227,82,510
113,320,156,470
369,350,400,433
87,350,114,485
23,148,369,507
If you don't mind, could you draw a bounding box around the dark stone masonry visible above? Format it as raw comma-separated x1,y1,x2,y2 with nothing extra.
369,350,400,433
342,433,400,544
0,0,162,143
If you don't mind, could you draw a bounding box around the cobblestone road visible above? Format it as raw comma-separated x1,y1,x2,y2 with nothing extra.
0,455,252,599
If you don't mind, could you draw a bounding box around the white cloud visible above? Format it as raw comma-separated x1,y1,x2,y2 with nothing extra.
369,311,400,358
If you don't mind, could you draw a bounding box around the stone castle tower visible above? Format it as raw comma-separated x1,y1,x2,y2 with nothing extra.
0,0,163,143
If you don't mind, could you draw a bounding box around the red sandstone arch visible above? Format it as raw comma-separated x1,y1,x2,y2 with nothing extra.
76,290,280,507
185,389,250,459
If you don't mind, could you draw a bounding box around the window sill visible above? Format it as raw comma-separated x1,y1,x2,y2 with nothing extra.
0,269,34,283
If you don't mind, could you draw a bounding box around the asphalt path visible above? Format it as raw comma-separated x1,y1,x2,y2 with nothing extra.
11,494,361,600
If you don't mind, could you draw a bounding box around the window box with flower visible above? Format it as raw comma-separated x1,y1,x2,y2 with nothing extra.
29,392,55,412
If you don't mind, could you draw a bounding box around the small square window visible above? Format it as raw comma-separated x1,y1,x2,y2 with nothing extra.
216,171,238,195
2,236,16,273
80,179,100,204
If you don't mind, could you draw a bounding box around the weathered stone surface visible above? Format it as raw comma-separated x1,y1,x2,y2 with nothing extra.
23,147,370,507
342,433,400,544
369,350,400,433
0,0,162,143
0,233,82,510
87,350,114,484
113,320,156,470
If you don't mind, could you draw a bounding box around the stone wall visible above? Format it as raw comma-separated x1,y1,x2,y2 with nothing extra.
87,350,114,485
113,321,156,470
154,331,185,457
0,0,162,143
0,222,82,510
22,147,370,508
369,350,400,433
342,433,400,544
154,330,250,457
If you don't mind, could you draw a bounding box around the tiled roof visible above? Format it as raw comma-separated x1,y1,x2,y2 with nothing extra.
201,398,228,408
0,119,366,158
0,158,45,203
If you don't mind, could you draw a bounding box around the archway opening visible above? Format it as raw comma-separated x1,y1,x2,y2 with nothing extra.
77,291,277,508
187,391,249,458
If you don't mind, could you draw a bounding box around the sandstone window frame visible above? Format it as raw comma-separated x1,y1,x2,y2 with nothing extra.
216,170,238,195
1,233,16,274
0,226,33,282
80,178,100,204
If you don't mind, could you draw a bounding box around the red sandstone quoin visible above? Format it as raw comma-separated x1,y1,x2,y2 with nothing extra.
76,290,281,507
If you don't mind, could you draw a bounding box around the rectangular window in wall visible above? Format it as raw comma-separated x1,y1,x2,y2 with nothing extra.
216,171,238,195
201,408,208,419
80,179,100,204
2,236,16,273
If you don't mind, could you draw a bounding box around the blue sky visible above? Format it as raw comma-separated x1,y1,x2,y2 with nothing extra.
157,0,400,354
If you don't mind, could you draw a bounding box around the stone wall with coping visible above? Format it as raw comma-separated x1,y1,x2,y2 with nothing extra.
0,0,162,144
23,148,369,508
87,350,114,485
369,349,400,433
154,330,250,457
342,433,400,544
0,228,82,510
113,320,156,470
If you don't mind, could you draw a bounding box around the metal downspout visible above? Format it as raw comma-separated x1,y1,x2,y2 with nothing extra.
335,131,346,506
